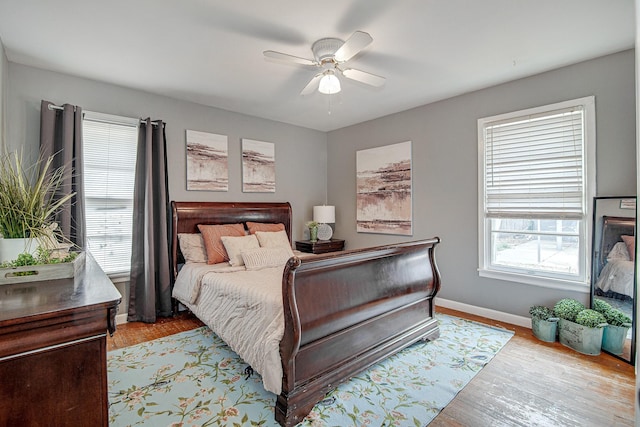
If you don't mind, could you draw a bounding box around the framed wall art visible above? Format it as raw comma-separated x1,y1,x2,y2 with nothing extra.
242,138,275,193
356,141,412,235
186,130,228,191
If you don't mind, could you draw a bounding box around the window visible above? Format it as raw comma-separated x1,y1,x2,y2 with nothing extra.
83,112,138,277
478,97,595,290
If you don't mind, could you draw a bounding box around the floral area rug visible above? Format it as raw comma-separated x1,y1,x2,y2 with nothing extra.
108,314,513,426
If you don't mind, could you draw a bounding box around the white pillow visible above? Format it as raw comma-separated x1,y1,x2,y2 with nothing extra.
255,230,294,256
241,247,294,271
177,233,208,264
607,241,631,261
220,234,260,266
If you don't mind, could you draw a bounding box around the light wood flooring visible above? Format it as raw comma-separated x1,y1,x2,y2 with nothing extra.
107,307,635,426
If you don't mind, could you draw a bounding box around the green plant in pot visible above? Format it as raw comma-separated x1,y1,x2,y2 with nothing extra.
601,307,632,355
553,298,585,322
529,305,559,343
554,298,606,355
575,309,607,328
306,220,319,242
592,298,613,315
0,150,74,263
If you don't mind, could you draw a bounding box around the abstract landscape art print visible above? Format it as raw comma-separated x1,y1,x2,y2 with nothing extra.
186,130,228,191
242,139,275,192
356,141,412,235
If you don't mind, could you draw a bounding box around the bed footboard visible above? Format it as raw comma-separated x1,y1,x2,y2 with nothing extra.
276,238,441,426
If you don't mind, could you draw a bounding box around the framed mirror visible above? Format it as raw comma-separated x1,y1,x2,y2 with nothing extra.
591,196,636,364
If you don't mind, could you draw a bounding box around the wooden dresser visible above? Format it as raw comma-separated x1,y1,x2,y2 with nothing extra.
0,254,121,426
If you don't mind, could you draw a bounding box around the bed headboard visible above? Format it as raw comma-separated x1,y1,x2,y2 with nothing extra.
597,215,635,277
170,201,292,278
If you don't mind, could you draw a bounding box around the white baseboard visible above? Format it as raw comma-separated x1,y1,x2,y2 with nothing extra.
115,299,530,328
435,297,531,328
115,313,128,325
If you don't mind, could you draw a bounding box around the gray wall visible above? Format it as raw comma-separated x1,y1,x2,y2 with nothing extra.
5,63,327,314
327,49,636,318
5,63,328,240
3,50,636,320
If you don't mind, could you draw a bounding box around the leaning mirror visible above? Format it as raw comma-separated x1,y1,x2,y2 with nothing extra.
591,196,636,364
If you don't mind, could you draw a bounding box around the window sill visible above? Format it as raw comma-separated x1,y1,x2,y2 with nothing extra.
478,268,590,293
108,272,130,284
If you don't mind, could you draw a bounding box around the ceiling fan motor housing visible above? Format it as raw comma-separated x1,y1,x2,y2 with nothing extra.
311,38,344,64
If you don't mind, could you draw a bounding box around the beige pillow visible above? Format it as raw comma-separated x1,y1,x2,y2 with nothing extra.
241,247,293,271
198,223,245,264
246,221,285,235
255,230,293,256
621,235,635,262
177,233,207,263
220,234,260,266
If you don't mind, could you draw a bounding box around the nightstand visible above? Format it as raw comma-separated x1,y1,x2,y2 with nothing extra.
295,239,345,254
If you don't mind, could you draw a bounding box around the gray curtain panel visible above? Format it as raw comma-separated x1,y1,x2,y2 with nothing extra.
128,118,172,323
39,100,86,249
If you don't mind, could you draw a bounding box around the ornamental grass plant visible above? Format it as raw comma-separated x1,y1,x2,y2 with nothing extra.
0,150,73,241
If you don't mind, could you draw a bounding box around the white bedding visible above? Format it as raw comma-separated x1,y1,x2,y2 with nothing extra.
595,259,635,298
172,262,286,394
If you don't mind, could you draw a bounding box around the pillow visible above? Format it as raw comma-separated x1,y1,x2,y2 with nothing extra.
607,242,631,262
177,233,207,264
220,234,260,266
255,230,294,256
246,221,285,235
241,247,293,271
621,235,635,262
197,223,245,264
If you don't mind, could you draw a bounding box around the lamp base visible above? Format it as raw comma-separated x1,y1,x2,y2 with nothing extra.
317,223,333,240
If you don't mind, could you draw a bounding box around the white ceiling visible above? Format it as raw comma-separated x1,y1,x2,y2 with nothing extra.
0,0,635,132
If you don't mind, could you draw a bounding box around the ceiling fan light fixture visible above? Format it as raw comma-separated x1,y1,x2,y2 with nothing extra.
318,72,341,95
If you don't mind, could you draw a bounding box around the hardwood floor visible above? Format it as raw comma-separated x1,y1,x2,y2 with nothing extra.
107,307,635,426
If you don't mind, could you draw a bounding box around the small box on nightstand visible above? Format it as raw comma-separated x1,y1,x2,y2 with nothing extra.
295,239,345,254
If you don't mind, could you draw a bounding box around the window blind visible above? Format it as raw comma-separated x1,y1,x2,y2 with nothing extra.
83,112,138,275
483,106,585,219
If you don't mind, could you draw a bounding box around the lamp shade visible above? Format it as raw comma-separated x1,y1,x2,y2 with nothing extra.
313,205,335,223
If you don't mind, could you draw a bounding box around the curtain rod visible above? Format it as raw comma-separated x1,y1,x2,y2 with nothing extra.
47,103,160,126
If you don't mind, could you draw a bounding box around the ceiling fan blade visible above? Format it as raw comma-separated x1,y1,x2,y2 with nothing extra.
342,68,386,87
334,31,373,62
263,50,316,66
300,73,324,95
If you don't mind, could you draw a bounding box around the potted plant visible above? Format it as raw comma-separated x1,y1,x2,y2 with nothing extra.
0,150,74,263
601,307,632,355
306,220,319,242
592,298,613,314
529,305,559,342
553,298,585,322
555,298,607,355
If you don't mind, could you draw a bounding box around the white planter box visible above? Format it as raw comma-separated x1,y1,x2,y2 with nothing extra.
0,252,85,285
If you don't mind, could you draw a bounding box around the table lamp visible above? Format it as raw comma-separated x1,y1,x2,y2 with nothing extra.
313,205,335,240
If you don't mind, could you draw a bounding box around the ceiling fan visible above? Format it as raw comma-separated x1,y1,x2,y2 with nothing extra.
263,31,385,95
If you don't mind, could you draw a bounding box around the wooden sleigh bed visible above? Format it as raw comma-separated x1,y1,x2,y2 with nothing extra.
170,201,441,426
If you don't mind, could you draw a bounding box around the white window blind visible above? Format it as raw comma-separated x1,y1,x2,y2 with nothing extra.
483,106,584,219
83,112,138,275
